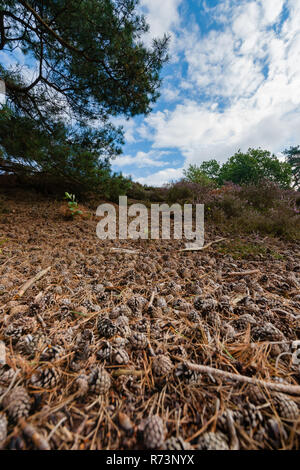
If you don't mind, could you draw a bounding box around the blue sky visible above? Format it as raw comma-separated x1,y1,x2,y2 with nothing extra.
111,0,300,185
1,1,300,186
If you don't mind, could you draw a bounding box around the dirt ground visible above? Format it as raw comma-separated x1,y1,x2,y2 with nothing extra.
0,188,300,450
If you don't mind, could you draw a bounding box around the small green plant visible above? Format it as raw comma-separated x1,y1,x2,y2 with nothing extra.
64,192,82,218
0,238,8,254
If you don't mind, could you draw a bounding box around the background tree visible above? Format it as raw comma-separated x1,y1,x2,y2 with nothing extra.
283,145,300,190
0,0,169,192
218,148,292,188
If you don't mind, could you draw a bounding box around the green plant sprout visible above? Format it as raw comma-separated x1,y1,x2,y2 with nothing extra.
64,192,83,218
0,238,8,254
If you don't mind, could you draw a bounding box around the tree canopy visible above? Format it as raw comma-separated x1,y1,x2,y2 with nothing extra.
183,148,292,189
218,148,292,188
0,0,169,192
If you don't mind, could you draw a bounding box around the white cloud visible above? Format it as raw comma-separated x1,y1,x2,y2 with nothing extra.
132,0,300,184
140,0,182,38
113,150,170,169
136,167,184,186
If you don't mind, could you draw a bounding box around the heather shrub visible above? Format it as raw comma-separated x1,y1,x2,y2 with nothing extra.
167,179,216,205
240,207,300,240
238,180,286,211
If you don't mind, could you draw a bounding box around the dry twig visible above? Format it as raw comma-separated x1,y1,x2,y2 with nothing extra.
180,238,226,252
185,361,300,396
17,266,52,298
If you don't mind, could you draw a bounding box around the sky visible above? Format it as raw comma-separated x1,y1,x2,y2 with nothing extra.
111,0,300,185
1,1,300,186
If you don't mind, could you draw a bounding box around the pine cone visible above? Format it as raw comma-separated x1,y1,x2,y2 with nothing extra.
174,363,201,385
115,316,131,338
30,367,60,389
251,323,284,342
113,348,130,365
198,431,229,450
152,355,173,377
143,415,165,449
97,341,113,361
4,325,26,344
231,403,264,429
88,366,111,395
97,317,118,338
163,436,192,450
2,386,31,422
75,374,89,397
110,305,131,319
194,297,218,315
0,412,7,447
40,344,65,362
247,385,267,405
4,318,37,344
127,295,147,317
0,365,16,386
129,332,148,350
188,310,201,323
273,393,299,420
16,333,48,357
233,314,257,330
77,329,94,346
134,318,149,333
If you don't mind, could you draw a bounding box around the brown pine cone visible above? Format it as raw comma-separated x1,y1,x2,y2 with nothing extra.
75,374,89,397
16,333,48,357
174,362,201,385
30,367,60,389
115,316,131,338
198,431,229,450
0,365,16,386
110,305,131,319
251,323,285,342
0,412,8,447
129,332,148,350
4,318,37,344
40,344,65,362
113,348,130,365
188,310,201,323
163,436,192,450
247,385,267,405
97,341,113,361
97,317,118,338
127,295,147,317
88,366,111,395
152,355,173,377
193,297,218,315
2,386,31,422
143,415,165,449
273,393,299,420
233,314,257,330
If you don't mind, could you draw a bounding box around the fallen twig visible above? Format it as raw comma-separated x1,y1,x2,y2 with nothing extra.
17,266,52,298
226,410,239,450
110,248,140,255
226,269,260,277
185,361,300,396
111,369,143,378
180,238,226,252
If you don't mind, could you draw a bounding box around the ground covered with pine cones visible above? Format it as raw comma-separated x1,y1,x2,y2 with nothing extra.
0,188,300,450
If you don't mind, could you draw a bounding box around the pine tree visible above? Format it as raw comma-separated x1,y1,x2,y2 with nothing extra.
0,1,169,192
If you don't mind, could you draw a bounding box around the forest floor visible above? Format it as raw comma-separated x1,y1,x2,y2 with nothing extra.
0,187,300,450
